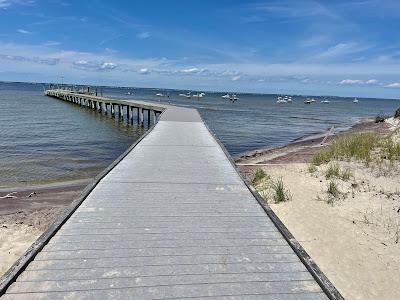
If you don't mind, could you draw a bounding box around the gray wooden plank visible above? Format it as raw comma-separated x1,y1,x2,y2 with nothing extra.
8,272,314,293
16,262,309,282
35,245,294,260
5,281,322,299
26,253,300,271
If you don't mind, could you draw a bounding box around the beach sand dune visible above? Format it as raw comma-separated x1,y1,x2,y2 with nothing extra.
238,119,400,300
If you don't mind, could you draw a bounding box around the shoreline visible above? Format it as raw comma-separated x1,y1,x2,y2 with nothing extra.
235,117,389,165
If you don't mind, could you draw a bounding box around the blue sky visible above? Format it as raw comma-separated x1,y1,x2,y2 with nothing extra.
0,0,399,98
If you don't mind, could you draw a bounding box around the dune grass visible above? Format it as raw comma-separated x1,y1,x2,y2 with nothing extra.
271,177,291,203
308,164,317,173
311,131,400,167
325,163,353,181
326,180,341,205
252,168,268,184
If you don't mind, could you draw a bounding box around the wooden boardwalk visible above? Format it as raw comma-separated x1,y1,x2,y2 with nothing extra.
1,91,338,299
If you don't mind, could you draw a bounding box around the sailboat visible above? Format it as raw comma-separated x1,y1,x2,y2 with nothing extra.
353,98,359,103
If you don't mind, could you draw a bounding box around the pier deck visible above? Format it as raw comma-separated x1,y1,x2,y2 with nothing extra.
1,91,338,299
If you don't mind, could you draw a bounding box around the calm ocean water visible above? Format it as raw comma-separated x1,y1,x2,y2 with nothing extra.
0,81,399,187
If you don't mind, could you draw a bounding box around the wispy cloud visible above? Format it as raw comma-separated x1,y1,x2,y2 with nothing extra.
0,0,34,8
17,29,32,34
339,79,364,85
231,75,241,81
139,68,150,75
385,82,400,88
0,53,59,65
298,35,330,48
365,79,378,85
180,67,200,74
249,0,338,19
339,79,379,86
315,42,371,61
42,41,61,47
137,32,150,39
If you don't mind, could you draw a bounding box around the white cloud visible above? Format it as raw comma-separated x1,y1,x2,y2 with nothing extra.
100,62,117,70
316,43,369,61
137,32,150,39
43,41,61,47
139,68,150,75
385,82,400,88
72,60,117,71
365,79,378,85
251,0,337,19
339,79,379,86
0,0,34,8
339,79,364,85
17,29,31,34
231,75,241,81
180,67,200,74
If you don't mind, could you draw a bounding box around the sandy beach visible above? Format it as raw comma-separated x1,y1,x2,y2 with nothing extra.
0,179,90,276
237,118,400,300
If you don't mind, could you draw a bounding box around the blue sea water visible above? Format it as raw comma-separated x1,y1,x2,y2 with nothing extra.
0,81,398,187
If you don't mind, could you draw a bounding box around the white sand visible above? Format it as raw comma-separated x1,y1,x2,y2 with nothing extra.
0,223,41,276
256,163,400,300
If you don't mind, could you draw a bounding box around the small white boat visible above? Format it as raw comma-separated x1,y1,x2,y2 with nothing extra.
287,96,292,102
353,98,359,103
321,99,330,104
155,93,164,97
222,94,230,99
193,92,204,98
277,96,287,104
310,98,316,103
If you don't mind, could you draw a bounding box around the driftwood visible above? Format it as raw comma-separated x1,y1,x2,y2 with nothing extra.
0,192,17,199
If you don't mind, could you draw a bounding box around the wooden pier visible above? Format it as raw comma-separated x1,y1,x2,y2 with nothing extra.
45,89,164,127
0,90,342,299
